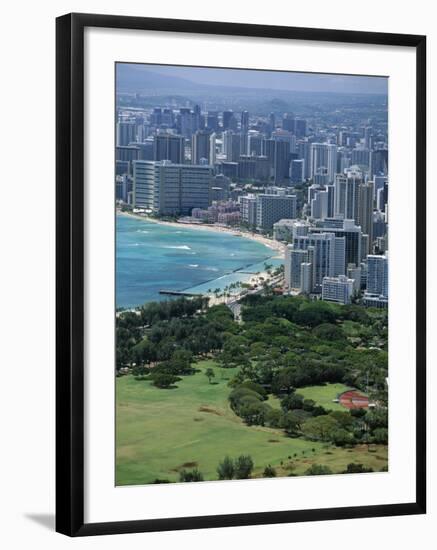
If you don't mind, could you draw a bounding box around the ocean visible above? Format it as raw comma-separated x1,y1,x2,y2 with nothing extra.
116,214,282,308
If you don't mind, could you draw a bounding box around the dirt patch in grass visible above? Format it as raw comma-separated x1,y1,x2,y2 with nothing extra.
170,461,199,472
181,461,198,468
355,444,372,453
193,417,204,422
198,406,223,416
268,439,280,443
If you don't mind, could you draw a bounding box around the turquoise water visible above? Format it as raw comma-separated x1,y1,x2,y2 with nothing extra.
116,214,281,308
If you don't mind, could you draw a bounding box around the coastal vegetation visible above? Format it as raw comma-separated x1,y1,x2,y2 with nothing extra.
116,295,388,484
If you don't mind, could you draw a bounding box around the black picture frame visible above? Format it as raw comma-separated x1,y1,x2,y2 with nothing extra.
56,12,426,537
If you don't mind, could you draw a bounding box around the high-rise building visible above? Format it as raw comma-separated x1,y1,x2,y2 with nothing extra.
313,167,329,187
205,111,219,132
161,108,174,127
290,159,304,184
370,148,388,177
308,184,323,204
240,195,258,227
222,110,236,131
209,174,230,204
363,253,388,308
300,262,313,294
116,160,130,177
178,108,196,137
269,112,276,134
191,131,215,165
357,181,374,254
373,210,387,240
322,275,354,305
293,220,311,239
150,107,162,126
366,254,388,297
282,113,295,132
292,232,346,292
351,148,371,171
273,140,291,184
153,134,185,164
294,118,307,138
310,143,337,183
256,194,297,230
334,172,362,221
133,160,212,215
248,134,264,156
311,190,329,219
347,264,362,293
241,110,249,134
297,140,312,181
116,121,137,146
116,145,140,163
131,140,154,161
312,218,362,272
271,129,296,154
223,131,241,162
237,155,270,181
285,246,309,291
326,185,335,218
262,138,290,183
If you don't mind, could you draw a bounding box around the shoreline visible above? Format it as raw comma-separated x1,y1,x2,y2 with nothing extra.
117,209,285,308
117,210,286,258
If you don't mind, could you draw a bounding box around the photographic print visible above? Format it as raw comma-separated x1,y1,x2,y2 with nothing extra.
115,63,389,486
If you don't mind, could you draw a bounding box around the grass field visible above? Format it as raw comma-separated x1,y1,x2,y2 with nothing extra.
116,362,386,485
298,383,355,411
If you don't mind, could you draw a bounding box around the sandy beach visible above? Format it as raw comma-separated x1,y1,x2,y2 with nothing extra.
118,210,286,257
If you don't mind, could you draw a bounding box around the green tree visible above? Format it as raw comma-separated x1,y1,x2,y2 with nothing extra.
331,428,355,447
342,463,374,474
305,464,333,476
150,373,180,389
279,411,302,436
372,427,388,444
281,392,304,411
301,415,339,442
265,408,283,428
217,456,235,480
234,455,254,479
205,367,215,384
179,469,204,482
263,465,277,478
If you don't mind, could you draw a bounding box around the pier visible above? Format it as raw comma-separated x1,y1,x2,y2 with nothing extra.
159,290,203,297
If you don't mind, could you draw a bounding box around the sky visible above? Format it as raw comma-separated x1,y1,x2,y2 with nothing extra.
126,64,388,95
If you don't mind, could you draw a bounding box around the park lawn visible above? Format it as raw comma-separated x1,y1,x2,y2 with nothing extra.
116,360,325,485
298,383,355,411
275,443,388,477
116,363,387,485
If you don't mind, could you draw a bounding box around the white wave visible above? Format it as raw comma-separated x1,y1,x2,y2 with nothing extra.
204,266,219,272
189,264,199,268
163,245,192,250
136,229,149,234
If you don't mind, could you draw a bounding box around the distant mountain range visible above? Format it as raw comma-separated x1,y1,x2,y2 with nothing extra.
116,64,387,97
116,64,209,93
